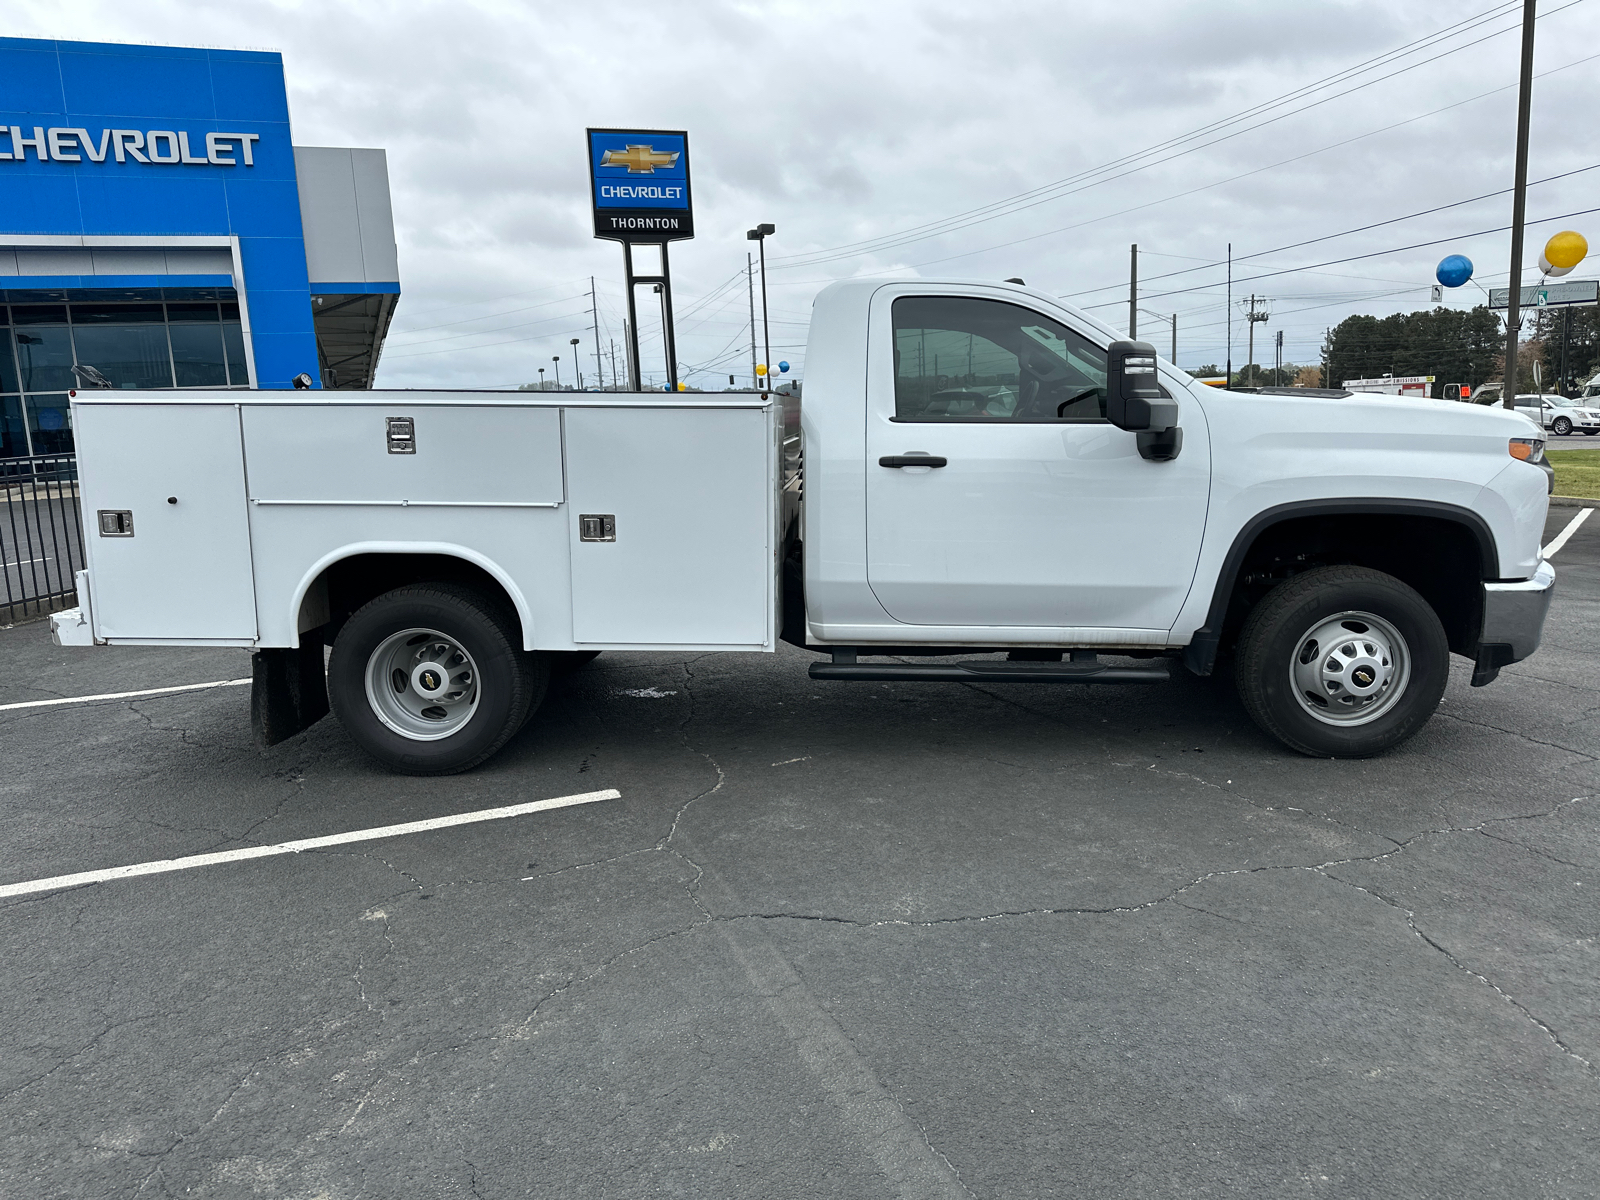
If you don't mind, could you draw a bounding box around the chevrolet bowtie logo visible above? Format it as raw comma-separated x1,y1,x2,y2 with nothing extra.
601,144,679,174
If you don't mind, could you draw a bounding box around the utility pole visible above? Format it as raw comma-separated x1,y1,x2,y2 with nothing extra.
622,320,633,391
1275,329,1284,384
1129,243,1138,338
590,277,604,390
1225,243,1233,388
1503,0,1538,409
609,339,618,392
747,252,758,389
1241,295,1270,387
1247,297,1256,386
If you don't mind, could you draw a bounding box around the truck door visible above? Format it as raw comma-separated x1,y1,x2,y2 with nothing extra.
864,290,1209,632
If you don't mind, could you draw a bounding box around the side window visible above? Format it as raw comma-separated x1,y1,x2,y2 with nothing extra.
892,296,1109,422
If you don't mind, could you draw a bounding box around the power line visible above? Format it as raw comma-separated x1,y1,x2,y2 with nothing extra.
769,2,1575,270
1065,160,1600,301
1113,203,1600,306
760,39,1600,291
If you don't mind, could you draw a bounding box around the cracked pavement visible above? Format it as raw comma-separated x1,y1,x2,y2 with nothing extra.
1,505,1597,1198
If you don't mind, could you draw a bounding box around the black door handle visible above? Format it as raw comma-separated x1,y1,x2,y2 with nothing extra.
879,455,948,468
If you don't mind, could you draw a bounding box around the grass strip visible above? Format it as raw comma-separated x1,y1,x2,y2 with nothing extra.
1547,448,1600,500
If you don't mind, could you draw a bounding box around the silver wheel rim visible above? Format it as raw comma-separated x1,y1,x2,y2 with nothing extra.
363,627,480,741
1289,609,1410,727
1554,418,1571,434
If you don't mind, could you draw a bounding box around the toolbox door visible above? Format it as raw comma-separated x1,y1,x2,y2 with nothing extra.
77,403,257,640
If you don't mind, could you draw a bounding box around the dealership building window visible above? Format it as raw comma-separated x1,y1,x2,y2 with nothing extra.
0,296,247,458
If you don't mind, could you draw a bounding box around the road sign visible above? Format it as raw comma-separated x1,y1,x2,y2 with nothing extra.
587,128,693,243
1487,279,1597,309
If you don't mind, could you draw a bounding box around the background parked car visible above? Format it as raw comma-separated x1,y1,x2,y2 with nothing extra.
1513,393,1600,436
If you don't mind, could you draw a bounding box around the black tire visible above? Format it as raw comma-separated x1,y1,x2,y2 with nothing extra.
1234,565,1449,758
549,650,601,675
1552,416,1572,436
328,584,547,774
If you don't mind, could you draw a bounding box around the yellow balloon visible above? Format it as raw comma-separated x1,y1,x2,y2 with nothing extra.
676,381,687,392
1543,230,1588,271
756,363,768,377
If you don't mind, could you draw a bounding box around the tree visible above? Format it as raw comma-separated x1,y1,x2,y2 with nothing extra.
1323,305,1502,396
1530,305,1600,392
1294,364,1322,388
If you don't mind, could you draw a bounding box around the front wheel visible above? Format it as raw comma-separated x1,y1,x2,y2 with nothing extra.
328,584,547,774
1552,416,1573,436
1234,565,1449,758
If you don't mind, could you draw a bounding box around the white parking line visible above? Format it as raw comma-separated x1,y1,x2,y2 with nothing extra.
1542,507,1594,558
0,678,251,713
0,789,621,900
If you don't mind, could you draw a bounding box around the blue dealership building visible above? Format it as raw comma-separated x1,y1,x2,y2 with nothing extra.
0,37,400,459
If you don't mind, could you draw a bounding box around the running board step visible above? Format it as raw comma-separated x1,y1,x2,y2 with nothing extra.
808,658,1170,684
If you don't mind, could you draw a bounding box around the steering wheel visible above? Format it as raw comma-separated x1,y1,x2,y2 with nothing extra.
1016,351,1079,419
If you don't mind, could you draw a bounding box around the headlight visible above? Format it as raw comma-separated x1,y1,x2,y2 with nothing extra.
1509,437,1545,463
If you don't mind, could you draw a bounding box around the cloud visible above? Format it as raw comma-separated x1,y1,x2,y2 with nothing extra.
13,0,1598,382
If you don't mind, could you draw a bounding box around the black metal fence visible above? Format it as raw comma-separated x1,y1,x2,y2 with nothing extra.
1,455,85,623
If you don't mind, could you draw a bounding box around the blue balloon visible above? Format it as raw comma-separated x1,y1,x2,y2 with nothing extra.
777,361,790,373
1436,254,1473,288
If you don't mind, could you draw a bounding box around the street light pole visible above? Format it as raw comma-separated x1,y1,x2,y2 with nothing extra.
1138,308,1176,364
747,252,758,390
552,355,561,390
538,367,545,390
570,338,582,391
1129,243,1137,338
1503,0,1538,409
747,223,775,391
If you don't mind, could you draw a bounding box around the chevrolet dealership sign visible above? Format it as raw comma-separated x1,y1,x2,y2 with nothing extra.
587,128,693,242
0,126,260,165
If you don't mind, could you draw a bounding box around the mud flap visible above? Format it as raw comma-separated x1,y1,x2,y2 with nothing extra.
252,638,330,748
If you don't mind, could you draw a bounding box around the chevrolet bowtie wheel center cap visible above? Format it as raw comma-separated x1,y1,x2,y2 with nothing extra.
365,629,482,741
412,663,448,699
1289,611,1411,728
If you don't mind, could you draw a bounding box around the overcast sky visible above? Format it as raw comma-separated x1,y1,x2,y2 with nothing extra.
17,0,1600,386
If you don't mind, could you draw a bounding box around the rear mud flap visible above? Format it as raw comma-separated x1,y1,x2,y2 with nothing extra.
252,640,330,748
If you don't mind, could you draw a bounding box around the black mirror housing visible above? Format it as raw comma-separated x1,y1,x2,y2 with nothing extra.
1105,339,1177,432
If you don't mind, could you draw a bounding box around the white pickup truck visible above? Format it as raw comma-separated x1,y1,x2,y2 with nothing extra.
51,278,1555,772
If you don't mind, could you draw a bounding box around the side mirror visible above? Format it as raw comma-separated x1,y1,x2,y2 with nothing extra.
1105,340,1177,432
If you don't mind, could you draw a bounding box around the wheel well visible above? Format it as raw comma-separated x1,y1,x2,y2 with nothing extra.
1215,513,1486,661
302,554,523,646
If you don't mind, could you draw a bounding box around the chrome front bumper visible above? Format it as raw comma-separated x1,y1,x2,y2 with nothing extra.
1472,559,1556,685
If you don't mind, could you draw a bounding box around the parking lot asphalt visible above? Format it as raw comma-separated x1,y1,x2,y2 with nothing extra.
2,506,1598,1199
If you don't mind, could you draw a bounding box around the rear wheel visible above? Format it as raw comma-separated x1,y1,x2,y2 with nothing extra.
1235,565,1449,758
328,584,547,774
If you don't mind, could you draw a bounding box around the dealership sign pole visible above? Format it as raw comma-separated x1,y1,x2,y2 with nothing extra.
587,128,693,391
